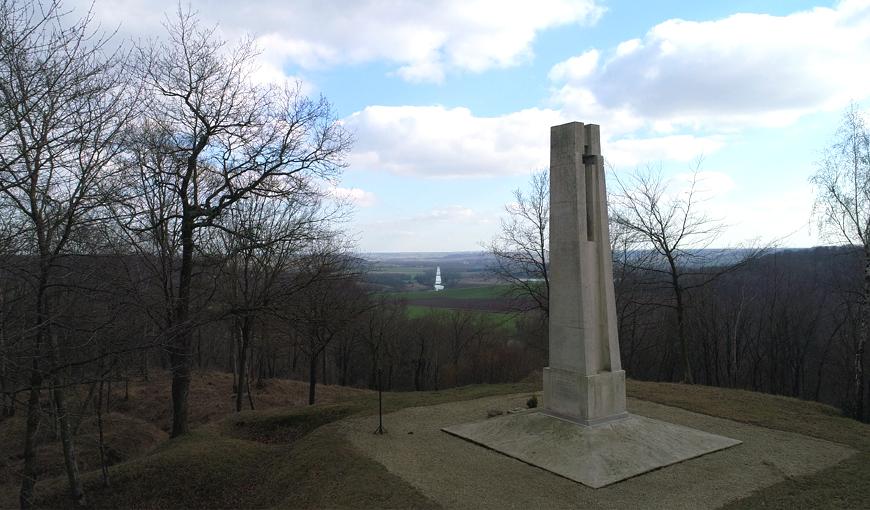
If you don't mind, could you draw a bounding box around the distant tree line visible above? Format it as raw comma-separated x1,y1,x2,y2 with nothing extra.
616,246,868,420
490,108,870,424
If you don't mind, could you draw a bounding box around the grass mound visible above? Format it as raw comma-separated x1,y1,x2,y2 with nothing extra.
224,404,357,444
36,428,281,509
0,413,166,494
113,370,373,432
12,381,534,509
626,380,870,510
4,376,867,509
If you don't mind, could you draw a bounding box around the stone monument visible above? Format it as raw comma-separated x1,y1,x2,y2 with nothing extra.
443,121,741,489
544,122,626,426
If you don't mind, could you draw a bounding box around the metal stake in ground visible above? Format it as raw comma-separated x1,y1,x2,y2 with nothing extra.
375,368,386,435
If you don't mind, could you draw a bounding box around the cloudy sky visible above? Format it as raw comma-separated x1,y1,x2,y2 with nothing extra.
77,0,870,252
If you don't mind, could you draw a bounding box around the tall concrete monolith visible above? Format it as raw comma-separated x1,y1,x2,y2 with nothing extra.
543,121,627,425
442,121,741,489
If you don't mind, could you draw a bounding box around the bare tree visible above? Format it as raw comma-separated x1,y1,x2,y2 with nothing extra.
487,170,550,316
287,250,366,405
444,309,489,385
211,190,343,411
0,0,134,505
117,8,351,436
358,295,406,389
810,104,870,420
0,205,22,419
612,165,762,384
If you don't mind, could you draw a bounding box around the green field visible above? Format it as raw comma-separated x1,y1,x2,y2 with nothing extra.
382,284,522,330
394,285,512,300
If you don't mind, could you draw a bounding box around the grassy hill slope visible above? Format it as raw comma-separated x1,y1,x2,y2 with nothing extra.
2,376,868,509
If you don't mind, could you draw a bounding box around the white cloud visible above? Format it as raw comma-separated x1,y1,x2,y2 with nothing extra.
674,170,736,195
548,50,599,82
73,0,603,84
358,205,497,251
345,104,727,176
709,181,816,247
417,205,477,221
615,38,641,57
550,1,870,130
395,61,446,84
345,105,566,177
328,187,377,207
606,135,724,167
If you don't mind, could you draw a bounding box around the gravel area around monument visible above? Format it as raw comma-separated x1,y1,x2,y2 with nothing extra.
333,393,856,510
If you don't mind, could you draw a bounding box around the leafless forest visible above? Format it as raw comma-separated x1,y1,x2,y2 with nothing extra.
1,0,869,508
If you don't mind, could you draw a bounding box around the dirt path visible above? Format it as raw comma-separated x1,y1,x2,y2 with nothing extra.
335,393,855,509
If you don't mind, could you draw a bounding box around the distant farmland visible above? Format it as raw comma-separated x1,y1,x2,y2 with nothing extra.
399,286,511,301
390,284,530,330
395,285,513,312
363,254,533,325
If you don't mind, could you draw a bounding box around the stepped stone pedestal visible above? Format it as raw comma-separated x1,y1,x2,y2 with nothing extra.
442,122,741,488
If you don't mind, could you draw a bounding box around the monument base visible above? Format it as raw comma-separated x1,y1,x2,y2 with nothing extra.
543,367,627,425
442,411,741,488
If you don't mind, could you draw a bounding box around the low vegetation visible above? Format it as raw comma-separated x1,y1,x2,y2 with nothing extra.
1,374,866,508
0,374,534,508
627,380,870,509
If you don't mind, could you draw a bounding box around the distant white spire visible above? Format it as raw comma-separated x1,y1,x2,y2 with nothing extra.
434,266,444,291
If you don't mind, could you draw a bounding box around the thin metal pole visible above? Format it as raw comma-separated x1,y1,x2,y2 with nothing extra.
375,367,385,434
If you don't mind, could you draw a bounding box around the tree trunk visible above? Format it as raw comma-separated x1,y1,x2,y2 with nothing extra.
308,354,318,405
169,339,192,437
96,374,110,487
415,336,426,391
142,346,149,381
19,362,42,509
0,326,9,417
339,346,350,386
248,343,256,410
170,214,195,437
53,382,85,504
234,318,251,413
196,330,203,368
674,281,694,384
47,331,85,505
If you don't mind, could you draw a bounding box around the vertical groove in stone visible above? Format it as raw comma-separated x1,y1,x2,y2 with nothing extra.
544,121,626,424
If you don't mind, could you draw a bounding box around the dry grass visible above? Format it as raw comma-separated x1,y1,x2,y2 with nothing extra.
627,380,870,509
627,380,870,450
0,371,373,507
3,375,868,509
113,370,373,432
20,381,532,509
0,413,167,507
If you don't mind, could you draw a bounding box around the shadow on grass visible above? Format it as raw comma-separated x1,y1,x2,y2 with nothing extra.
27,382,537,509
